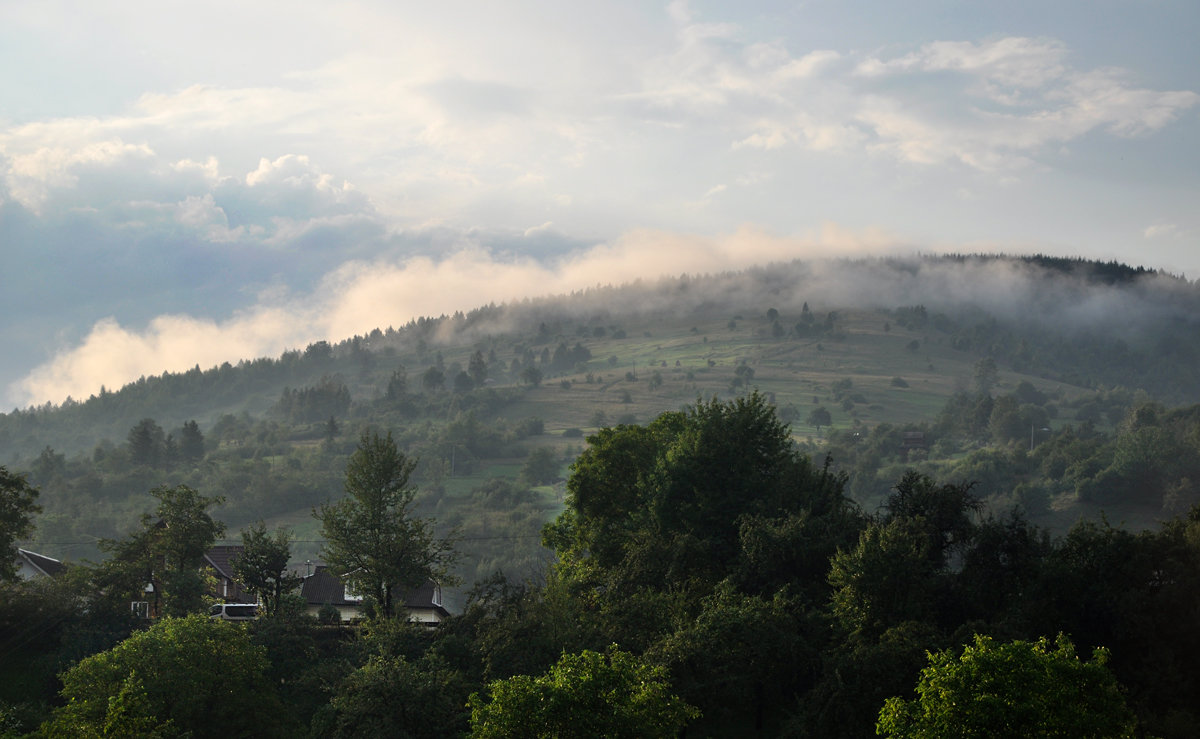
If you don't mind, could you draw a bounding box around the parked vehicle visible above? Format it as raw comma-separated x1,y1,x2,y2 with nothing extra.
208,603,259,621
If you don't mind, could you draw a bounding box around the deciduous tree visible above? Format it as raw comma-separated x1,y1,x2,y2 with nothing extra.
468,647,698,738
877,633,1137,738
315,432,457,618
40,614,290,738
0,466,40,582
233,522,301,617
95,485,225,617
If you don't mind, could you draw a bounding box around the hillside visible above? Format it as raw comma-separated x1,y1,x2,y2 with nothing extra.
7,254,1200,590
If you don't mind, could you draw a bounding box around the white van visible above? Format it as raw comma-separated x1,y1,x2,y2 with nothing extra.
209,603,259,621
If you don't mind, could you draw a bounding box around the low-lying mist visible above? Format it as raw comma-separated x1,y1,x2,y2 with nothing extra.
12,239,1197,409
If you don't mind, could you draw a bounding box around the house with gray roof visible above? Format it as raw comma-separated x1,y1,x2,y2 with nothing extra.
16,548,67,580
299,565,450,625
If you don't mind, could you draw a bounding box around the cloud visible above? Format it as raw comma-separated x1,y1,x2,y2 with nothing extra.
3,140,156,213
776,50,842,80
625,16,1196,172
2,4,1196,405
850,38,1199,169
1,139,382,249
9,223,907,406
857,37,1069,90
23,237,1198,408
1144,222,1181,239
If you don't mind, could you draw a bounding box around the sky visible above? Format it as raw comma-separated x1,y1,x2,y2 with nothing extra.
1,0,1197,408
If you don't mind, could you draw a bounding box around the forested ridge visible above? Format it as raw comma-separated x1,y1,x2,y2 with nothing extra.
5,254,1200,735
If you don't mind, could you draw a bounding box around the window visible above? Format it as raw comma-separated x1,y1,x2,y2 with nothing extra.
131,601,150,619
225,605,258,619
431,584,442,607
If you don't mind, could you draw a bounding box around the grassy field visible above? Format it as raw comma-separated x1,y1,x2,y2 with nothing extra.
230,303,1109,593
492,306,1085,440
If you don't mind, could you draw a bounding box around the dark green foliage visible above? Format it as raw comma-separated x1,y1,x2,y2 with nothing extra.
520,447,560,486
233,522,301,617
830,473,982,637
468,647,699,738
830,517,942,636
542,394,864,730
884,471,981,566
10,256,1200,736
549,341,591,371
648,581,824,735
127,417,166,468
0,466,40,581
275,376,351,423
877,634,1137,738
547,393,856,596
958,511,1053,625
468,350,489,386
421,365,445,392
440,573,593,684
315,431,457,618
94,484,225,617
799,621,943,738
807,406,832,429
314,654,471,738
29,446,65,486
520,365,543,387
452,370,475,393
177,420,205,463
385,367,408,403
40,614,292,738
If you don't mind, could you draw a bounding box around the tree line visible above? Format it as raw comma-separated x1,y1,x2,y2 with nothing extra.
4,394,1200,736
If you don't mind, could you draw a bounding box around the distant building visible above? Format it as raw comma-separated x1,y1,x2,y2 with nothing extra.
15,548,68,580
299,564,450,625
203,545,255,603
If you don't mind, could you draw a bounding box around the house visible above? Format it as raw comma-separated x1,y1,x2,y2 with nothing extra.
15,548,68,580
203,545,255,604
401,579,452,626
130,544,254,620
299,565,365,622
299,565,450,625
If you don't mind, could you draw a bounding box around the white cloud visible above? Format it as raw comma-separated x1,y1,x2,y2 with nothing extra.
626,22,1196,171
15,310,304,406
858,37,1068,90
3,140,155,212
1144,222,1181,239
849,38,1198,169
2,3,1198,404
10,223,906,405
776,50,842,80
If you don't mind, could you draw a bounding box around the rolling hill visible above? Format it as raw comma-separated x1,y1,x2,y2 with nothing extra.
7,254,1200,593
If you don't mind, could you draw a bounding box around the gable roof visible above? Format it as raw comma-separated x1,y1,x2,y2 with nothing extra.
203,545,243,581
299,565,449,617
403,579,448,613
17,548,67,578
300,565,355,606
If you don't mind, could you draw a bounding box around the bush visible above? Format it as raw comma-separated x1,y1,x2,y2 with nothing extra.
318,603,342,625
